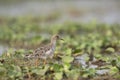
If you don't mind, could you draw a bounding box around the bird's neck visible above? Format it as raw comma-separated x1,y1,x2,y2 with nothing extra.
51,39,57,50
51,39,56,46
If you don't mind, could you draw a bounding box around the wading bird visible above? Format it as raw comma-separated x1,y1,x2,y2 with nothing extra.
25,34,63,66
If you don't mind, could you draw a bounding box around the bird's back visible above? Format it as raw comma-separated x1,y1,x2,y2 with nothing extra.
27,43,54,59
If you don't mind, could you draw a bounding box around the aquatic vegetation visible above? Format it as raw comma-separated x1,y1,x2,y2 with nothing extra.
0,16,120,80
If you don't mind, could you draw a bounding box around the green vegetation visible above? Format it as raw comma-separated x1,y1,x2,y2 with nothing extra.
0,16,120,80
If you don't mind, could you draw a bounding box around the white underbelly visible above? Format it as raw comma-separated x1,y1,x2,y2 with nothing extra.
46,49,53,55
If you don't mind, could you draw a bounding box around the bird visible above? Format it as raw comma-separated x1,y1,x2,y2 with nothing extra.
25,34,64,66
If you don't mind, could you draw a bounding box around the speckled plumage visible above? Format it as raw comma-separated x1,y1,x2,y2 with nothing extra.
29,42,55,59
26,34,63,64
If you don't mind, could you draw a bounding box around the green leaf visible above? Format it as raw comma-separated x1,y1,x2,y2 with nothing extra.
16,49,25,54
62,56,74,63
7,65,22,78
82,68,96,78
31,66,49,75
52,63,63,72
66,49,72,55
65,69,79,80
63,63,71,71
54,72,63,80
0,67,6,76
106,47,115,53
110,66,119,74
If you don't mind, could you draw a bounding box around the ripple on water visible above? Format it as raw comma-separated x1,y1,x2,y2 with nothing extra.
0,45,8,55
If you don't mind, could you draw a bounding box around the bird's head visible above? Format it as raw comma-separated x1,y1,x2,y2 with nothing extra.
51,34,64,42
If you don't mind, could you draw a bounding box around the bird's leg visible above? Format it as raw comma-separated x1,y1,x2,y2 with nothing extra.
27,72,31,80
35,59,39,66
43,59,46,65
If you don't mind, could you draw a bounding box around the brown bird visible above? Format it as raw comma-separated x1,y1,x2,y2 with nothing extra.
26,34,63,66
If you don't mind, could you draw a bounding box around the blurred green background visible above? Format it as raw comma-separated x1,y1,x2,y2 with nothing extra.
0,1,120,80
0,0,120,54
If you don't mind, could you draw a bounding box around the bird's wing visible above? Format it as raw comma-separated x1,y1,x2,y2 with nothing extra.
33,47,45,55
25,44,52,59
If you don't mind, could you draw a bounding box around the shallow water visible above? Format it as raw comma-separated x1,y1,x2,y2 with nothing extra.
0,45,8,55
74,53,109,75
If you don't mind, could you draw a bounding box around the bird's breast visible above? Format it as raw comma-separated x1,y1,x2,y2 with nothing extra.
46,46,55,55
45,49,52,55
